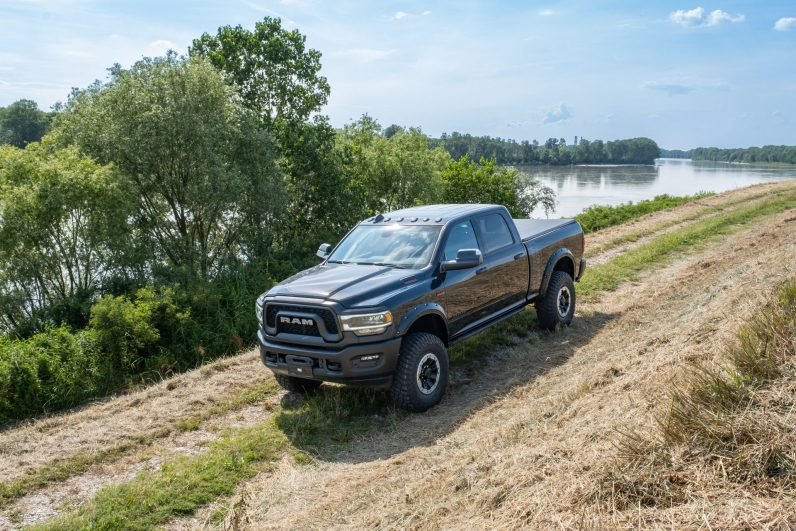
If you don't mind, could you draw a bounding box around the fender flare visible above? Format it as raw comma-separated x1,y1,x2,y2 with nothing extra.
540,248,575,298
396,303,449,343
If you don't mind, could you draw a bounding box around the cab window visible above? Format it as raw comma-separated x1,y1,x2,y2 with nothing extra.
443,220,479,260
475,213,514,253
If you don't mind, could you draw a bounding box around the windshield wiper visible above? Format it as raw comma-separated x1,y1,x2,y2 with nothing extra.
369,262,410,269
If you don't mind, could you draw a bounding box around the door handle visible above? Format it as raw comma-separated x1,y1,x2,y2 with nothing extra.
476,266,488,275
513,252,524,260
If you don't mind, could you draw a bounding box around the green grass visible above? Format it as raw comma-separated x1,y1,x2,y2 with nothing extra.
0,379,279,508
575,192,714,233
37,422,290,531
586,187,777,257
579,189,796,299
32,187,796,529
38,385,395,530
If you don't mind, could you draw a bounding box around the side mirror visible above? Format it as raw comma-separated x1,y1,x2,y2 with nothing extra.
316,243,332,259
440,248,483,272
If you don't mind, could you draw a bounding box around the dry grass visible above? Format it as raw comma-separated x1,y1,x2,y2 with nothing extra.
594,281,796,527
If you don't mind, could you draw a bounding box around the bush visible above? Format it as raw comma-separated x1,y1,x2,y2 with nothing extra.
0,326,101,423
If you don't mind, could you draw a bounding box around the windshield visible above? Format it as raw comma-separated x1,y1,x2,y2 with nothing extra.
327,224,441,269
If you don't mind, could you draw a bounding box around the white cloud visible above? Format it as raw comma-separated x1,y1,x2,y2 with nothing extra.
669,7,744,28
335,48,396,63
537,8,557,16
774,17,796,31
705,10,744,26
644,80,728,95
670,7,704,27
542,104,572,124
392,10,431,21
148,39,177,54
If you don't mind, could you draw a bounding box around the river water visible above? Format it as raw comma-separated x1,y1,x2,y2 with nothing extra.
519,158,796,218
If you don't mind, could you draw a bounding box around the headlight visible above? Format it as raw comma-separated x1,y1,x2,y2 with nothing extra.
255,296,265,324
340,311,393,336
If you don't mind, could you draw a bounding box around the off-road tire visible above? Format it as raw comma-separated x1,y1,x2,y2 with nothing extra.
535,271,576,331
275,374,322,393
391,332,449,412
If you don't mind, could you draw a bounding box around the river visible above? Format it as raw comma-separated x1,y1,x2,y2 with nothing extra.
519,158,796,218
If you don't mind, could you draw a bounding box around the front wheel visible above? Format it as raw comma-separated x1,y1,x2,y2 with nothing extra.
535,271,576,331
391,332,449,412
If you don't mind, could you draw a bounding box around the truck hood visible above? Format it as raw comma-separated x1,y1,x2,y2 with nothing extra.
266,263,419,308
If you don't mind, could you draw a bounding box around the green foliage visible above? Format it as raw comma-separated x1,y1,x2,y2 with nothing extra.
690,145,796,164
54,53,284,280
90,287,191,382
0,326,101,423
190,16,329,126
0,99,51,147
338,115,450,215
0,143,134,335
440,155,555,217
575,192,714,233
432,134,660,165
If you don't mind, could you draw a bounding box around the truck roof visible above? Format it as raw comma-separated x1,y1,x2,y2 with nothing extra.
363,204,502,225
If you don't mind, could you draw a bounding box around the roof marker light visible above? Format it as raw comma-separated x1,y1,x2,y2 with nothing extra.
435,217,442,222
410,217,418,222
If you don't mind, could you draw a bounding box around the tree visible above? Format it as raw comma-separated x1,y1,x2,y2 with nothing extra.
0,99,51,148
383,124,402,139
0,143,134,334
190,17,329,126
338,115,450,215
439,156,555,217
53,54,284,280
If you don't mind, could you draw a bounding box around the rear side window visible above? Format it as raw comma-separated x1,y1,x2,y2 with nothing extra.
475,213,514,253
443,220,479,260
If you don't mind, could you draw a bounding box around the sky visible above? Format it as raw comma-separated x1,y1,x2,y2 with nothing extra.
1,0,794,149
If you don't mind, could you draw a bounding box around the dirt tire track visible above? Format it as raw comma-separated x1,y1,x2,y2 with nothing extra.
226,203,796,529
0,350,268,486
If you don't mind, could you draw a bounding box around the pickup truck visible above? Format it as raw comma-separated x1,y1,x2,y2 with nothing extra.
256,204,585,411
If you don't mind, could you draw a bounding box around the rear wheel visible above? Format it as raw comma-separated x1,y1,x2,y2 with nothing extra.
275,374,322,393
391,332,449,412
535,271,576,330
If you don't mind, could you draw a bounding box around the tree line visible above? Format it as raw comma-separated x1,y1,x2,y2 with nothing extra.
661,146,796,164
690,145,796,164
0,18,556,423
428,133,660,165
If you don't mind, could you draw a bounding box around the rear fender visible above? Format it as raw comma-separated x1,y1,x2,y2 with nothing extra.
540,248,575,297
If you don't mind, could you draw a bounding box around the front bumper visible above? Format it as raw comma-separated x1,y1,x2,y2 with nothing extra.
258,329,402,386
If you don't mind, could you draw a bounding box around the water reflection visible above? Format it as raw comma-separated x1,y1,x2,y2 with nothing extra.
518,159,796,217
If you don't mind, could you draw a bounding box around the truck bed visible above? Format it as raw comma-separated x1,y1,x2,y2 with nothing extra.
512,218,578,242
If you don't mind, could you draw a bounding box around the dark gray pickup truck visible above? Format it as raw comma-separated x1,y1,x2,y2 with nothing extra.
256,204,585,411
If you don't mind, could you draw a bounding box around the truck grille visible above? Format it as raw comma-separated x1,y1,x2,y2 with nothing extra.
278,319,321,337
265,304,339,334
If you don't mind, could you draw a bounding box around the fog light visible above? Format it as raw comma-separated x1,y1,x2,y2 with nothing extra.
360,354,380,362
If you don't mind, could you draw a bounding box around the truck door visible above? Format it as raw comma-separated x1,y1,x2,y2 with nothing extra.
440,219,483,336
469,212,529,322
